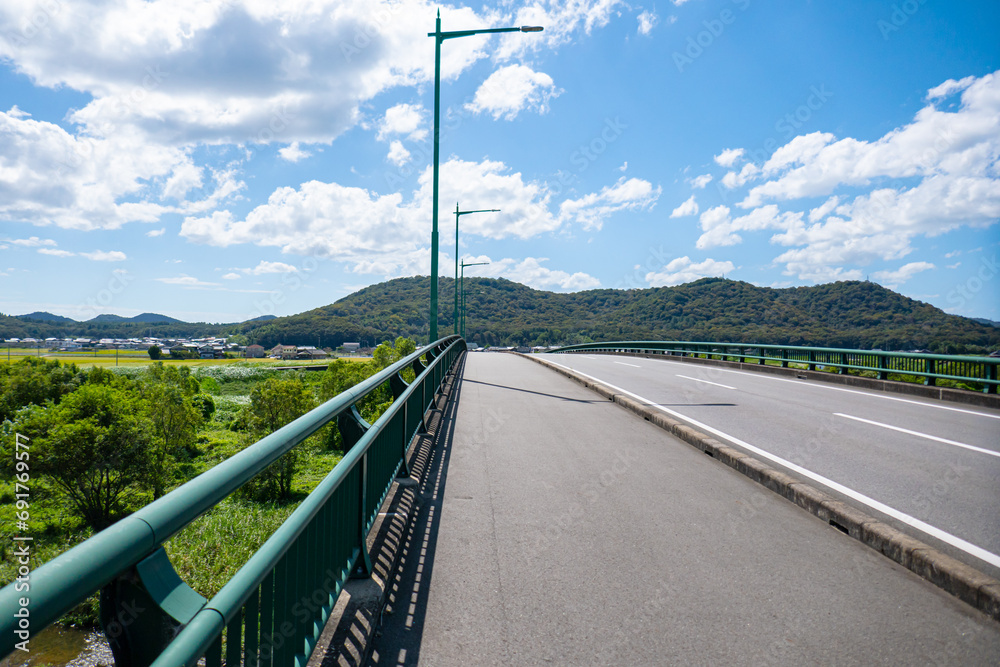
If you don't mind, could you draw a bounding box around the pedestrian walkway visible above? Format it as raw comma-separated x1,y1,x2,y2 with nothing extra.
366,353,999,666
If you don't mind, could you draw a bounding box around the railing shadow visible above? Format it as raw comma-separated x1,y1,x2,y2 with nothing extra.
359,354,466,666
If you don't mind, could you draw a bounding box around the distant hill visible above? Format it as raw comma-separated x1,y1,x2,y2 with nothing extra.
232,277,1000,354
16,311,76,324
129,313,184,324
5,278,998,353
87,314,128,323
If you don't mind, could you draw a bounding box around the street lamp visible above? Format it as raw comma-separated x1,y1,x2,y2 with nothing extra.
460,259,489,339
453,203,499,335
427,11,543,343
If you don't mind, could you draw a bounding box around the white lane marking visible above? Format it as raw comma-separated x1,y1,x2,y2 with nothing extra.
676,374,736,390
614,361,641,368
835,413,1000,459
544,358,1000,570
636,356,1000,421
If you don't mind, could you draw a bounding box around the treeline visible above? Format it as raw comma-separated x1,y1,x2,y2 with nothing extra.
0,314,240,341
233,277,1000,353
7,278,999,353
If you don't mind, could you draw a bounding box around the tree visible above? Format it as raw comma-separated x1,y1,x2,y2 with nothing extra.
147,344,162,360
240,377,314,500
139,364,204,498
19,384,153,531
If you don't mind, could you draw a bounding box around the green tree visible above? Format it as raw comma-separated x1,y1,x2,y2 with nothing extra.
19,384,153,531
0,357,83,422
240,377,314,500
148,344,162,360
139,364,205,498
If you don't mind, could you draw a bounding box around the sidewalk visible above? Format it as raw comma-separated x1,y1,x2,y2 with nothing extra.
365,352,999,666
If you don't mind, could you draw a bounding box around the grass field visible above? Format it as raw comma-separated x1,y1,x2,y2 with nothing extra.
0,347,371,368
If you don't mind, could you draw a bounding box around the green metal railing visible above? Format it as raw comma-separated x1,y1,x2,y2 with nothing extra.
0,335,465,665
550,341,999,394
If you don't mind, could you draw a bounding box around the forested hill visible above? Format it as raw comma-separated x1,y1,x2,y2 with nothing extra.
234,277,1000,353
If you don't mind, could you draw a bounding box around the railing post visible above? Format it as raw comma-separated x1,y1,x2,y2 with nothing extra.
925,357,937,386
781,349,789,368
100,548,207,667
352,453,373,579
877,354,889,380
390,372,412,477
986,363,997,394
807,350,816,371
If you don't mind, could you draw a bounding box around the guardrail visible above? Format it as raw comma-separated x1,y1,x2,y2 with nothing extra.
0,335,465,665
549,341,999,394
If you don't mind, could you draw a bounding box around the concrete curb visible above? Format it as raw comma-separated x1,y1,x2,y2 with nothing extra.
521,353,1000,622
570,349,1000,410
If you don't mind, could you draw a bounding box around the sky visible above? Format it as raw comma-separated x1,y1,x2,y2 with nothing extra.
1,0,998,325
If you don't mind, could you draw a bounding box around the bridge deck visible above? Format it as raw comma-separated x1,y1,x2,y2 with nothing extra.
365,352,999,666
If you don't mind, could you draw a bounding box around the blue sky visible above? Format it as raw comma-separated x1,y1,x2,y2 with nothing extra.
1,0,998,324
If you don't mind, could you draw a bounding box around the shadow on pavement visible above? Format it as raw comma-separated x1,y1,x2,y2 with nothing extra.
462,377,604,404
362,355,465,667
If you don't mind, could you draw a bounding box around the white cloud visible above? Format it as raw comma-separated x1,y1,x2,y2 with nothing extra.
637,10,658,35
465,64,561,121
377,103,426,142
278,142,311,163
386,140,411,167
11,236,56,247
927,75,976,100
720,162,760,188
248,261,298,275
146,227,166,237
492,0,626,60
646,256,735,286
689,173,713,189
670,195,699,218
872,261,935,289
466,255,600,291
80,250,127,262
156,274,220,288
559,177,661,231
162,162,203,200
37,248,75,257
807,196,840,223
714,148,744,168
696,204,802,249
222,272,241,280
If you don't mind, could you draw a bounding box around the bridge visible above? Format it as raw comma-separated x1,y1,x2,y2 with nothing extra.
1,339,998,664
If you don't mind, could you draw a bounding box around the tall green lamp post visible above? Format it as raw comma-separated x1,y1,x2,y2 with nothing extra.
453,203,499,335
427,11,543,343
460,259,489,338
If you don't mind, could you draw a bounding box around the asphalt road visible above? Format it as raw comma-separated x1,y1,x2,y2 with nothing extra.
366,352,1000,666
538,352,1000,578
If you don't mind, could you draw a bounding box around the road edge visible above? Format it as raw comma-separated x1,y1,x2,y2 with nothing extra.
520,352,1000,623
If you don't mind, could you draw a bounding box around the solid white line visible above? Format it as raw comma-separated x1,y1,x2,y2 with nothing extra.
544,358,1000,570
676,374,736,390
835,413,1000,459
639,357,1000,420
614,361,641,368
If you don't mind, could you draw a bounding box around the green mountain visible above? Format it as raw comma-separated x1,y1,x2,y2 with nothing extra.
4,278,998,353
234,277,1000,354
16,311,76,324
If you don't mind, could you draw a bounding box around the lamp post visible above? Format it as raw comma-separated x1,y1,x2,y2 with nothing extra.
460,260,489,338
427,11,543,343
453,203,499,335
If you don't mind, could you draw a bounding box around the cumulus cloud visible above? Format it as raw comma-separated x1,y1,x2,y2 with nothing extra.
637,10,658,35
462,255,600,291
465,64,561,121
646,256,735,286
872,261,935,289
377,103,427,142
670,195,699,218
11,237,56,247
155,274,220,288
146,228,166,237
714,148,744,168
689,173,713,189
559,177,661,231
278,142,311,163
222,272,241,280
386,140,411,167
80,250,127,262
38,248,75,257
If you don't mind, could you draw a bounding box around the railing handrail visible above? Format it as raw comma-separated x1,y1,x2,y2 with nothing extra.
0,336,464,653
552,340,999,364
549,340,998,393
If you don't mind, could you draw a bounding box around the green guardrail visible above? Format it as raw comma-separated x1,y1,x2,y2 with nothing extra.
0,335,466,665
549,341,999,394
